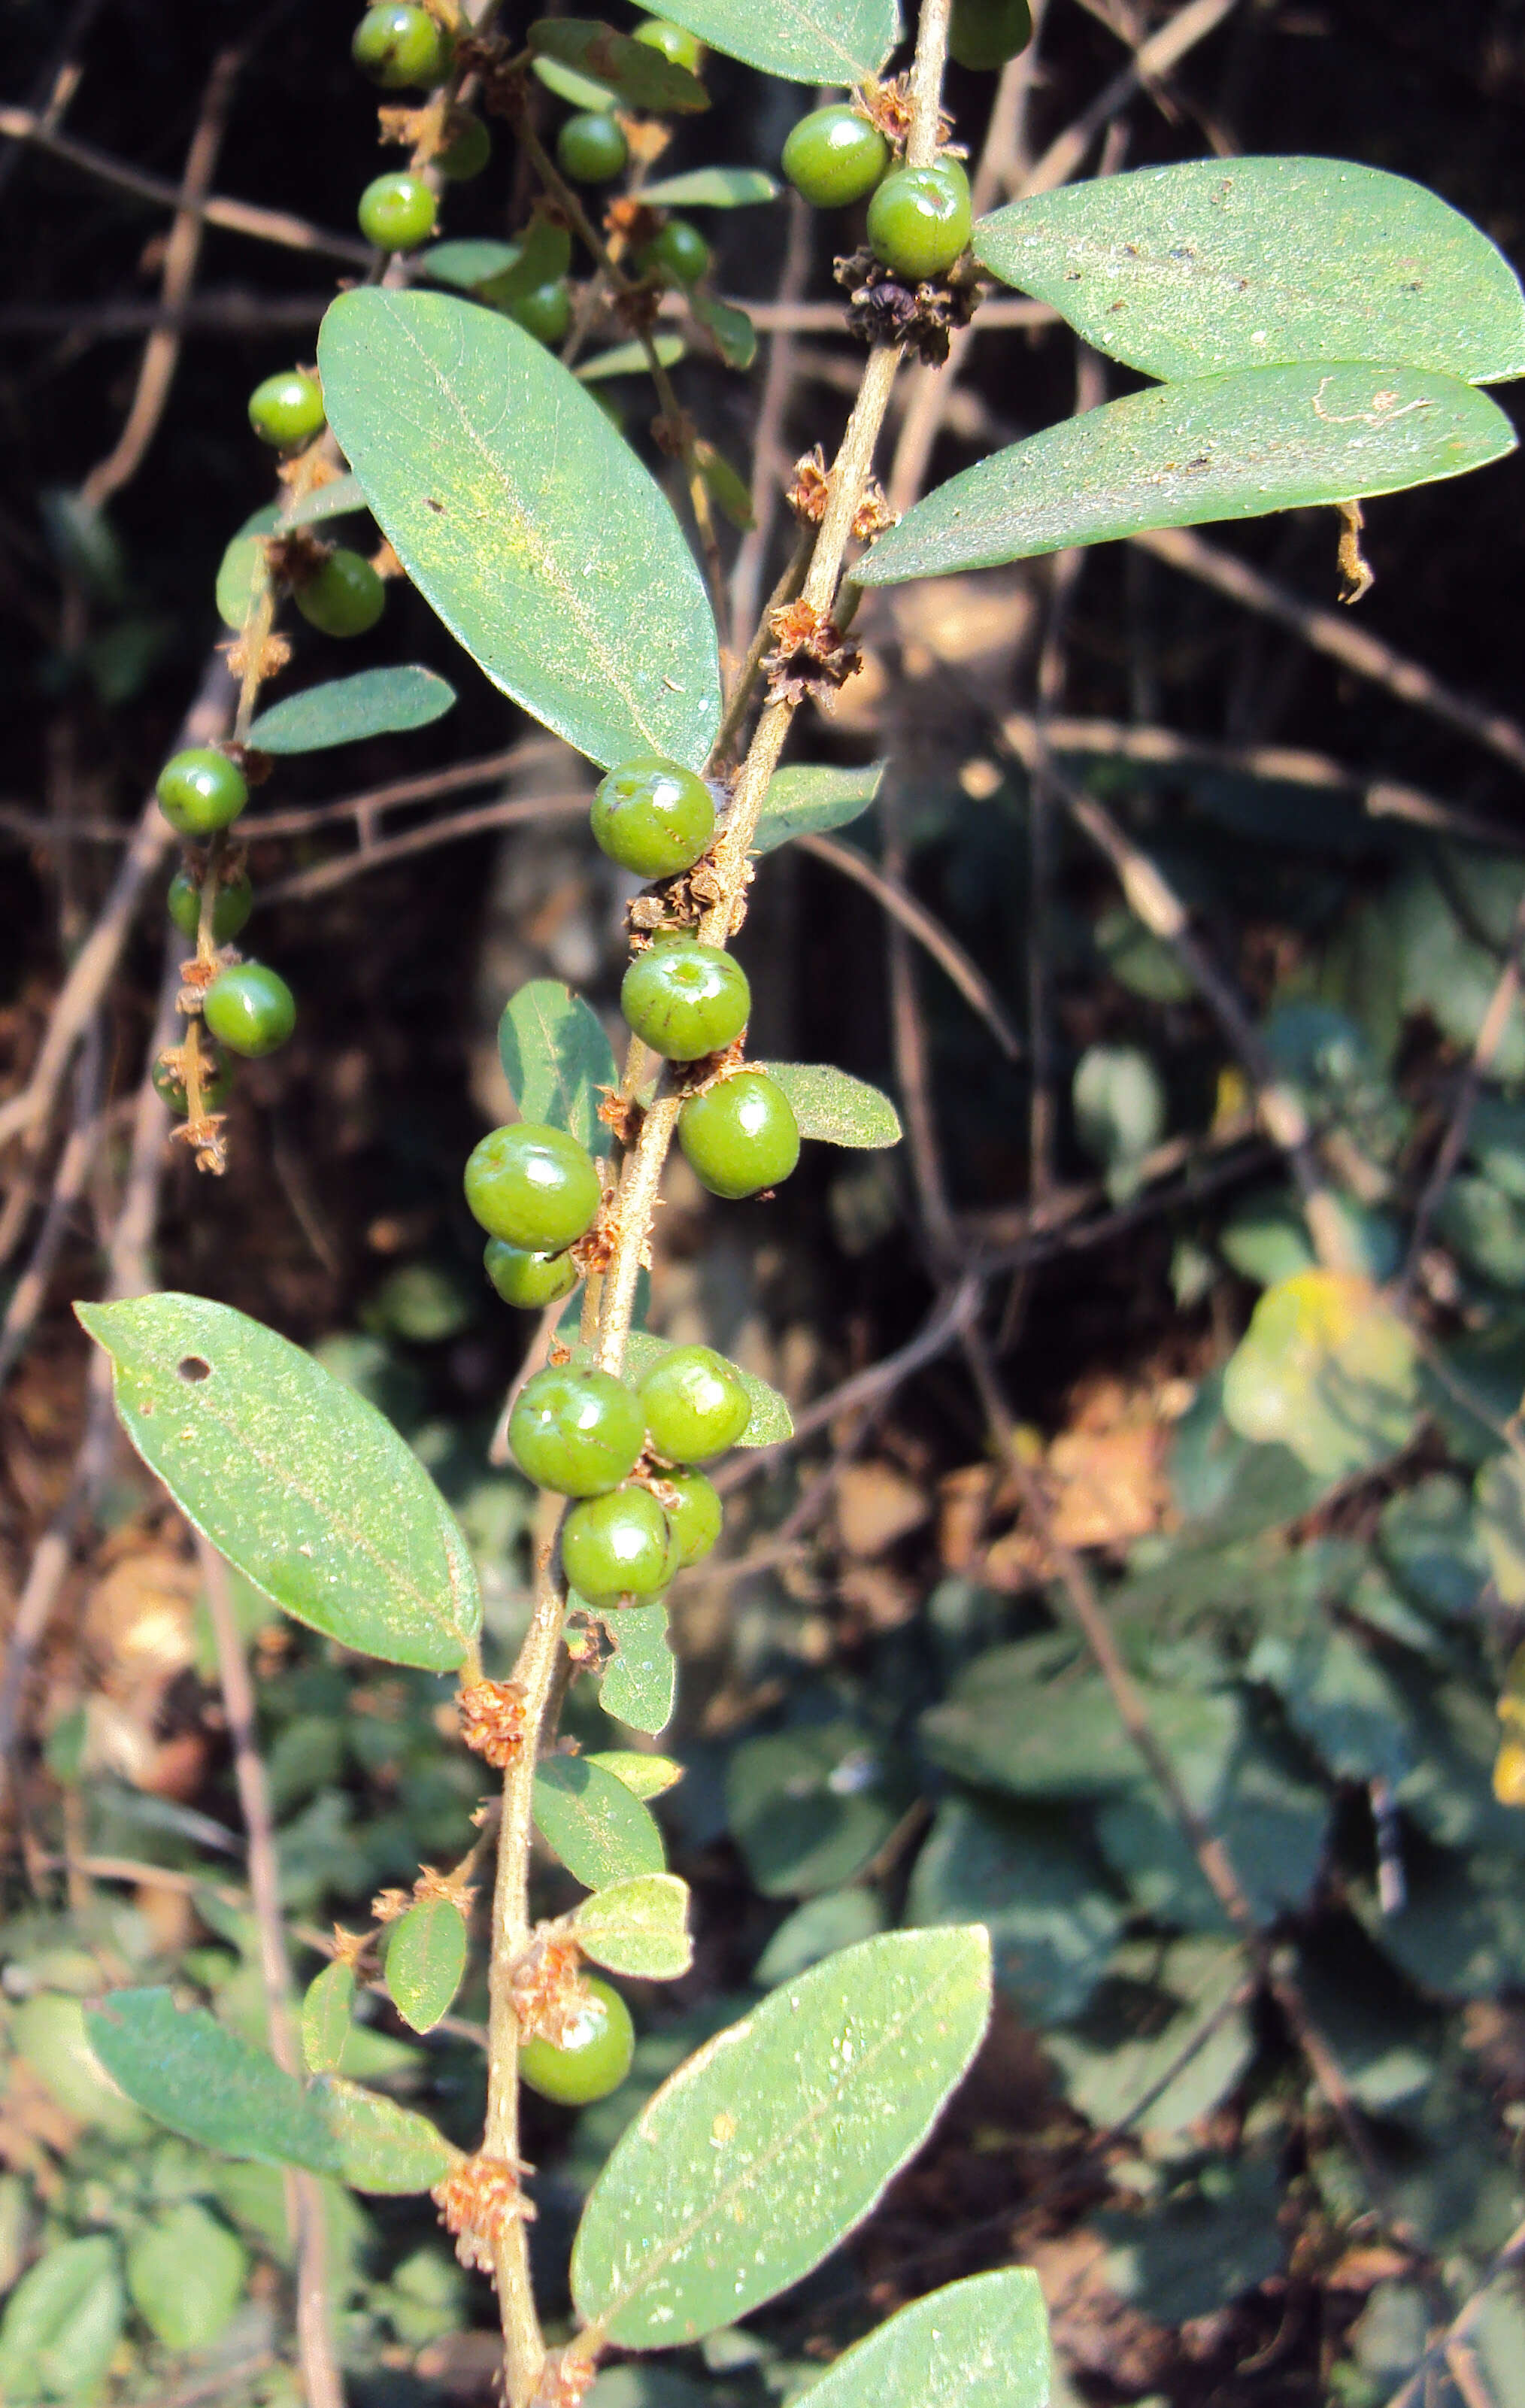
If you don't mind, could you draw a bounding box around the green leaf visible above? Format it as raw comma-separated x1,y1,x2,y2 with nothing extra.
301,1960,356,2076
76,1293,481,1673
642,167,780,209
1046,1936,1254,2135
1476,1448,1525,1603
11,1990,150,2139
216,530,267,629
384,1897,468,2033
1357,1848,1525,1999
317,2076,457,2192
420,238,521,289
752,760,884,854
317,290,721,771
534,1754,666,1888
475,214,575,309
1096,1719,1329,1932
83,1988,341,2172
792,2269,1050,2408
1072,1042,1166,1172
246,666,455,754
127,2201,248,2352
1096,2153,1284,2327
587,1748,684,1800
1221,1269,1420,1483
575,1873,694,1979
689,291,756,370
975,158,1525,387
907,1797,1123,2028
1379,1472,1487,1619
577,334,687,381
274,470,369,531
759,1063,902,1148
1248,1624,1414,1787
622,1329,792,1445
595,1599,677,1735
856,364,1516,586
533,52,616,108
696,441,756,532
921,1634,1238,1801
0,2236,123,2405
727,1722,899,1897
571,1927,991,2349
529,19,709,111
647,0,900,83
499,979,618,1158
753,1888,887,1986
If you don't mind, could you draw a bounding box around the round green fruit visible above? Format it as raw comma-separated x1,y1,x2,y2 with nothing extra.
519,1976,634,2105
507,278,573,347
152,1043,233,1115
562,1485,672,1603
639,1345,750,1463
438,110,491,180
463,1124,602,1251
166,866,253,945
556,111,628,185
638,217,711,285
591,757,715,880
156,748,247,839
202,963,296,1059
632,17,703,69
678,1069,799,1198
781,105,890,209
351,4,451,89
247,369,326,450
295,548,386,638
949,0,1033,69
620,939,750,1062
484,1238,581,1310
660,1468,723,1566
508,1365,644,1497
358,170,438,251
866,156,972,281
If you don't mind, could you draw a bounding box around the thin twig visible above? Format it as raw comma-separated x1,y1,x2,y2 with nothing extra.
1382,2214,1525,2408
796,832,1023,1060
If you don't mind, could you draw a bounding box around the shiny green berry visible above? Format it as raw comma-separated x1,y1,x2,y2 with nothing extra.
438,110,491,180
464,1124,602,1251
519,1976,634,2105
556,112,628,185
247,370,326,450
152,1043,233,1115
484,1237,581,1310
295,549,386,638
591,757,715,880
866,158,972,281
508,1365,644,1497
507,278,573,347
358,170,438,251
949,0,1033,69
632,17,703,69
678,1069,799,1199
202,963,296,1058
638,217,710,285
351,4,451,89
562,1485,672,1603
660,1468,723,1567
781,105,890,209
620,939,750,1062
167,866,253,945
155,748,247,839
639,1345,750,1463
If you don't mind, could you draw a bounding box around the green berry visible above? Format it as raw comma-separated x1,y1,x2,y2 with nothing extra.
948,0,1033,70
464,1124,602,1251
620,939,750,1062
167,866,253,945
632,17,703,70
519,1976,634,2106
678,1069,799,1199
638,217,711,285
562,1485,672,1603
152,1043,233,1116
639,1345,750,1463
358,170,438,252
202,963,296,1059
351,4,451,89
866,157,972,281
247,370,326,450
484,1237,581,1310
660,1468,723,1567
556,112,628,185
591,757,715,880
295,549,386,638
781,105,890,209
507,278,573,347
155,748,247,839
438,111,491,180
508,1365,644,1497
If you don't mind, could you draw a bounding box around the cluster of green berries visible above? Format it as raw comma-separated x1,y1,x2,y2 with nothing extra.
153,749,295,1072
350,4,457,253
782,102,974,283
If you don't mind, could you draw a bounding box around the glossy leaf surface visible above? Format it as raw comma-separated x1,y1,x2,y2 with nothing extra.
499,979,617,1158
760,1062,902,1148
793,2268,1051,2408
647,0,900,83
575,1873,694,1979
596,1599,677,1735
384,1897,468,2033
247,666,455,754
534,1754,666,1888
752,760,884,854
84,1988,341,2171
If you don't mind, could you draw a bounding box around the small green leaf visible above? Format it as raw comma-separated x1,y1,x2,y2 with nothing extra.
534,1755,666,1888
529,19,709,111
570,1927,991,2348
274,471,369,531
790,2269,1051,2408
1096,2153,1284,2327
728,1723,899,1897
1072,1042,1166,1172
476,214,575,309
586,1748,684,1800
1047,1936,1254,2136
856,364,1517,585
12,1990,150,2139
77,1294,481,1672
576,334,687,381
696,441,756,532
499,980,618,1158
974,158,1525,387
420,238,521,289
690,290,756,370
216,531,267,629
83,1988,341,2172
127,2202,247,2353
301,1961,356,2076
317,2076,458,2192
318,290,721,772
642,167,780,208
646,0,900,83
532,52,616,108
575,1873,693,1979
907,1797,1123,2028
0,2237,123,2404
596,1599,677,1735
384,1898,468,2034
759,1062,901,1149
621,1329,792,1445
754,1888,887,1986
1221,1269,1420,1482
751,760,884,854
246,666,455,754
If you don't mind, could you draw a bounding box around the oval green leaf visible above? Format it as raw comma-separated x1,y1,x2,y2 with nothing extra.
274,470,369,531
534,1754,666,1888
246,666,454,754
421,238,521,289
317,2076,457,2193
794,2268,1051,2408
856,363,1517,586
572,1927,990,2348
216,530,267,629
0,2237,124,2404
1221,1267,1420,1483
752,760,884,855
499,979,618,1158
690,290,756,371
575,1873,694,1979
621,1329,792,1445
317,288,721,771
577,333,687,382
127,2202,248,2353
760,1063,902,1148
648,0,900,83
595,1599,676,1736
642,167,779,209
586,1748,684,1800
975,157,1525,387
529,19,709,111
83,1988,341,2172
76,1293,481,1672
301,1960,356,2076
384,1897,468,2034
533,52,616,108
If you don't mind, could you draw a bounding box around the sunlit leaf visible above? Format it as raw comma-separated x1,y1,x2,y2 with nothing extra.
752,760,884,854
1221,1269,1420,1483
690,290,756,370
647,0,900,83
529,19,708,110
246,666,455,754
577,334,687,381
575,1873,693,1979
791,2268,1051,2408
84,1988,341,2171
587,1748,684,1800
0,2237,123,2403
760,1063,902,1148
420,238,520,289
317,2077,458,2192
499,979,618,1158
595,1599,677,1735
127,2202,247,2353
300,1961,356,2076
642,167,780,208
534,1755,666,1888
274,471,369,530
384,1897,468,2034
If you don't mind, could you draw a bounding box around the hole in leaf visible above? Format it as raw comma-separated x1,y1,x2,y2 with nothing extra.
177,1355,212,1382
